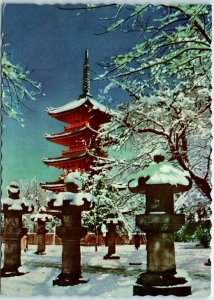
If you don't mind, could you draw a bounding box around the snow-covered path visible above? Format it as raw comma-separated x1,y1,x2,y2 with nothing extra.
0,243,211,297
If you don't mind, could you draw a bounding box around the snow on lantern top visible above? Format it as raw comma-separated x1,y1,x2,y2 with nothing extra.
31,213,54,222
46,192,57,202
46,172,95,210
128,159,190,188
47,191,95,208
1,197,33,211
7,181,20,194
2,181,33,211
64,172,83,190
151,149,167,159
106,218,120,224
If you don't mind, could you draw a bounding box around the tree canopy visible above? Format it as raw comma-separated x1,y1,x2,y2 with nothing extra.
77,4,211,201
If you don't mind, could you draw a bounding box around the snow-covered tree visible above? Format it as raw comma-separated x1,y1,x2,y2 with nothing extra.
99,82,211,201
19,178,54,232
56,4,211,200
1,46,41,124
20,178,47,209
61,4,211,93
89,5,211,94
82,173,145,239
71,4,211,201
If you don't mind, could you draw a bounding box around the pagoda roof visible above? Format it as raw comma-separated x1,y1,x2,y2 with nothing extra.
43,151,87,163
40,179,66,192
44,124,99,146
45,124,95,140
47,95,113,117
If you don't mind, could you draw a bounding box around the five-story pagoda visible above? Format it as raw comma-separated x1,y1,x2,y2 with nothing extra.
41,50,112,193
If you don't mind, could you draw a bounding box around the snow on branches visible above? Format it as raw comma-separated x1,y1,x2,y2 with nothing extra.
1,47,42,124
98,82,211,200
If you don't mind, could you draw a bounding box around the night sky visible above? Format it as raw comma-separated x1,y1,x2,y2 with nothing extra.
1,3,140,195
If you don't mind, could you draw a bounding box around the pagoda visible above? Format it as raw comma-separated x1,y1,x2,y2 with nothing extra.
41,50,112,193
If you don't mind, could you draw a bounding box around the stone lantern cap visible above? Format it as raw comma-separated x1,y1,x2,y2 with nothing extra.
1,197,33,212
46,172,96,211
1,182,33,213
7,181,20,194
30,213,54,222
47,192,95,208
128,151,191,193
64,172,83,192
106,218,120,224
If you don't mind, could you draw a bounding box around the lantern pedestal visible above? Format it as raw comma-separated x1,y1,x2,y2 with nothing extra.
53,221,88,286
1,205,32,277
1,225,27,277
128,152,192,297
34,220,48,255
134,269,191,296
133,197,192,296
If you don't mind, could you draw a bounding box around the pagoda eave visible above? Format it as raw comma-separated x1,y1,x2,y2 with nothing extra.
45,126,95,146
47,97,113,123
43,152,93,169
40,182,66,193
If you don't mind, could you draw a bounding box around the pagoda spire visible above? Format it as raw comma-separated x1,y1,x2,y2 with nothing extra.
80,49,90,98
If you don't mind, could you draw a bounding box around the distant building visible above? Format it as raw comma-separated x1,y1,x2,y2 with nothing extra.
41,50,112,193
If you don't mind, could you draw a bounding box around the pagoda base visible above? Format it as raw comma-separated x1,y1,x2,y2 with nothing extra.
103,254,120,260
133,269,191,296
53,273,89,286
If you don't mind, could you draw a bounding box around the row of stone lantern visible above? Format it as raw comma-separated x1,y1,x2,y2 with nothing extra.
1,153,194,297
0,182,59,276
0,176,120,281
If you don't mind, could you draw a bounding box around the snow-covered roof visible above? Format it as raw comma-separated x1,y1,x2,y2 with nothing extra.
64,172,83,190
45,125,88,139
41,183,65,188
43,151,87,163
47,96,113,115
129,161,190,187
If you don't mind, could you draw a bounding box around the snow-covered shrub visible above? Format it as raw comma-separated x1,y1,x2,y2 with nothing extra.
82,174,145,238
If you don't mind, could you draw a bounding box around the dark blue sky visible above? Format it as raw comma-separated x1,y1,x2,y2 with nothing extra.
2,3,140,195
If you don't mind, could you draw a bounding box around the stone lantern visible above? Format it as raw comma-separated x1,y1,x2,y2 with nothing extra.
1,182,33,277
103,213,121,260
31,212,54,255
47,172,95,286
128,150,192,296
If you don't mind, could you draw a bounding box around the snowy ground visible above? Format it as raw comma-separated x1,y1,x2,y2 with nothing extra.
0,243,211,298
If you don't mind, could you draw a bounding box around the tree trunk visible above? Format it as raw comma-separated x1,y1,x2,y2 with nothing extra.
188,170,211,201
175,153,211,201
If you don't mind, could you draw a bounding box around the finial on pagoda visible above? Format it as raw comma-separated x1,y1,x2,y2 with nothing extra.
80,49,91,98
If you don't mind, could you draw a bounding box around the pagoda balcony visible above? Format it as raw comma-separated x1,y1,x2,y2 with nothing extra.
64,121,89,132
62,146,87,156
